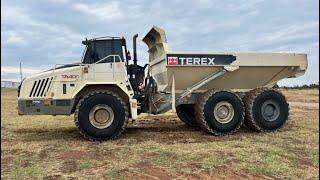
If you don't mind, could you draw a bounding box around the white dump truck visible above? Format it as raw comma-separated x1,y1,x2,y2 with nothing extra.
17,26,308,140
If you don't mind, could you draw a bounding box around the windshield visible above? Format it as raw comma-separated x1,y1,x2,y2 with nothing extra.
82,39,124,64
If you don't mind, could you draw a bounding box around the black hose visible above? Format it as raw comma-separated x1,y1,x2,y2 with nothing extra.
143,77,154,95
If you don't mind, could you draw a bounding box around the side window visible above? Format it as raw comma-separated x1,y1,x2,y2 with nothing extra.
95,41,108,61
83,44,94,64
96,40,124,63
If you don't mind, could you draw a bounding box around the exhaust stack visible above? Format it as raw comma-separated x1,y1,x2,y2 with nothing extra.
133,34,138,65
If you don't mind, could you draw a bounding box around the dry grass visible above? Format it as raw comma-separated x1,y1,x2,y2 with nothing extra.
1,88,319,179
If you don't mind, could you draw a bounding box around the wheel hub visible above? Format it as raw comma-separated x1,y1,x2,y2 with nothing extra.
261,100,280,121
89,104,114,129
214,101,235,124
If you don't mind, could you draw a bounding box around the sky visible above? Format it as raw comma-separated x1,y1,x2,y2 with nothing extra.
1,0,319,86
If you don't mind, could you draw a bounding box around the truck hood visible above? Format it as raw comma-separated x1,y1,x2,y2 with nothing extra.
46,62,82,72
26,63,83,81
19,64,84,99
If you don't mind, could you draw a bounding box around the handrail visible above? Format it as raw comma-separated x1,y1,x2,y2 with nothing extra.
95,54,122,64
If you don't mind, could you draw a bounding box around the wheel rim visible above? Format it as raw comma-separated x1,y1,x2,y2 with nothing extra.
89,104,114,129
261,100,280,121
214,101,235,124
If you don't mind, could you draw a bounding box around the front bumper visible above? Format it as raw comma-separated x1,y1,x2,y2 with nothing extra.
18,99,74,115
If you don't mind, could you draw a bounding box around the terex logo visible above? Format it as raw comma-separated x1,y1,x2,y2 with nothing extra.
167,56,215,65
166,54,237,66
61,75,79,79
168,57,178,65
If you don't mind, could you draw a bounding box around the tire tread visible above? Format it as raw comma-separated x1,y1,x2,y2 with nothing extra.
74,90,129,141
195,89,244,136
176,105,199,127
244,88,289,132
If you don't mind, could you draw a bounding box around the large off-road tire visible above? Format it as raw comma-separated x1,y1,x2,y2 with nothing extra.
244,88,289,132
176,104,199,127
74,90,129,141
243,88,260,129
195,89,244,135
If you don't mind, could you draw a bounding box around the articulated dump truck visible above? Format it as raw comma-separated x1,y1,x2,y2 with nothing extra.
17,26,308,140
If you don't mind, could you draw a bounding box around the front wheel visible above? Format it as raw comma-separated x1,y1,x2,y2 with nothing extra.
74,90,129,141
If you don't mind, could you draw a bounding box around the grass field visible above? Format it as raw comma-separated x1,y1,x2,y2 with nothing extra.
1,88,319,179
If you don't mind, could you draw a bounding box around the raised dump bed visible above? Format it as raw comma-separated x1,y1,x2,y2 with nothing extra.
143,26,308,93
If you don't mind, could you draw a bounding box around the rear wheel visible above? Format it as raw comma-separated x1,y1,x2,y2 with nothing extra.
244,88,289,132
74,90,129,141
243,88,260,129
176,104,199,127
195,89,244,135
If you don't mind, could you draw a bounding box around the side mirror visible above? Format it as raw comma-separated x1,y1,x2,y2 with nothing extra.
127,50,131,60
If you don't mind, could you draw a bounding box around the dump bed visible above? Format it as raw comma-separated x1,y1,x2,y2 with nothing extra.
143,26,308,92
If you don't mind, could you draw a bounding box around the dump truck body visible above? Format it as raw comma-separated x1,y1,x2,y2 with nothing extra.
164,52,306,92
143,26,307,93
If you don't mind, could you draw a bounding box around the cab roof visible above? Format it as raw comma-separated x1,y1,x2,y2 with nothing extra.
82,36,123,45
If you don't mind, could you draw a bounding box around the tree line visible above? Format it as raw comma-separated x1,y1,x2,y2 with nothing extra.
274,83,319,89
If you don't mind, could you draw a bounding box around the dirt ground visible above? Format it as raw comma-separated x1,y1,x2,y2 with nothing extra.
1,88,319,179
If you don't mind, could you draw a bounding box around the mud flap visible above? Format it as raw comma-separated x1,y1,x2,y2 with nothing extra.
130,99,138,120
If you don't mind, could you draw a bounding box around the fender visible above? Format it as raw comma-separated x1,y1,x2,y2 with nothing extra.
71,82,137,120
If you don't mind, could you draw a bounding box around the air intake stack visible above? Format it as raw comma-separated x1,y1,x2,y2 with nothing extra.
133,34,138,65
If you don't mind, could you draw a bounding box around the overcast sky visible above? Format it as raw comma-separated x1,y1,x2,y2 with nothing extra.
1,0,319,86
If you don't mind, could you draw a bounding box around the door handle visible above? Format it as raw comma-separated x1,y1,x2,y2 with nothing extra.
110,63,112,68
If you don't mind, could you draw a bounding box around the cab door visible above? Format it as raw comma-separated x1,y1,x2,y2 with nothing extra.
92,56,115,82
113,56,128,82
81,39,127,82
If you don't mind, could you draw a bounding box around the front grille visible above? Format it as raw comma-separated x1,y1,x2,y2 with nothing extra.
40,78,49,96
29,78,52,97
29,81,37,97
32,80,41,97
